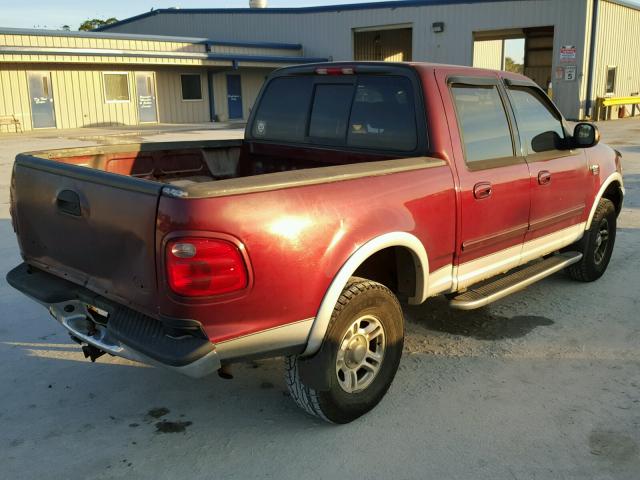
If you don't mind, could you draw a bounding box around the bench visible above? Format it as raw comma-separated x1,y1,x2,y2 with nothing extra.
0,115,23,133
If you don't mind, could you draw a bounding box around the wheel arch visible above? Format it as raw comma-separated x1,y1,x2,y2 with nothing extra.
586,172,624,230
302,231,429,357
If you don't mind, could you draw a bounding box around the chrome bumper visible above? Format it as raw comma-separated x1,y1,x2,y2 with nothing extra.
48,300,221,378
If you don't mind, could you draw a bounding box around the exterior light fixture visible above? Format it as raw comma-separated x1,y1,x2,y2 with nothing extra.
432,22,445,33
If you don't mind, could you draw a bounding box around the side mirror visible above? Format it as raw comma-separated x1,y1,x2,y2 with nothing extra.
573,122,600,148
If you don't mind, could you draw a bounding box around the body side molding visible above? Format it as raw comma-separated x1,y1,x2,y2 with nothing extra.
302,232,429,357
586,172,624,229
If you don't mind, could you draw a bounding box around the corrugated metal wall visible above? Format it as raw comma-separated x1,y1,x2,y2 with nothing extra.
0,32,205,54
593,0,640,99
473,39,503,69
0,65,139,131
0,68,31,131
1,66,213,131
103,0,592,118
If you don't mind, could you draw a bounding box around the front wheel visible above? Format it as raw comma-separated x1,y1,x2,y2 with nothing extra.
285,278,404,424
567,198,617,282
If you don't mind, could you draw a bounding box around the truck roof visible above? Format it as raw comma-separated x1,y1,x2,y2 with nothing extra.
273,61,535,85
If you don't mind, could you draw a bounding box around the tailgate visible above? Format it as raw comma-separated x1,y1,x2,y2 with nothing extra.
12,154,163,313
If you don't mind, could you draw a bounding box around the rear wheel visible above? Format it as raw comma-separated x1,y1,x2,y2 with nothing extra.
567,198,616,282
285,278,404,424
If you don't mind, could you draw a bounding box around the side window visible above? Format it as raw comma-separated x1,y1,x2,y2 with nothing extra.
180,74,203,101
251,76,313,142
508,87,565,154
347,76,417,151
451,85,514,163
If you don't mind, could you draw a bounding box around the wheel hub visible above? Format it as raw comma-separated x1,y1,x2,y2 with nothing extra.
345,335,368,368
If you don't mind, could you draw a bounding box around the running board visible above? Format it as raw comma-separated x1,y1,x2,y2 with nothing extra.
449,252,583,311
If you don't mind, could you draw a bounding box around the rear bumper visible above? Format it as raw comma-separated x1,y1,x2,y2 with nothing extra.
6,263,220,378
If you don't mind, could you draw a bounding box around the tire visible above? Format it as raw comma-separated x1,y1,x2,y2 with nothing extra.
285,278,404,424
567,198,617,282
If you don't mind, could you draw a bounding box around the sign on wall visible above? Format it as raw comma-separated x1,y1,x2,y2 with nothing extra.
564,65,577,82
560,45,577,62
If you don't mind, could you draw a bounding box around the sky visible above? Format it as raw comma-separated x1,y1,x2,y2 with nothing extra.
1,0,639,30
0,0,397,30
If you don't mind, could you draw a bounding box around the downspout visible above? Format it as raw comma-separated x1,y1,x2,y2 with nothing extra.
207,70,216,122
585,0,600,119
205,42,217,122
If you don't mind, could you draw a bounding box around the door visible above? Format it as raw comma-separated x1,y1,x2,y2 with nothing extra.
438,72,531,290
503,81,589,262
136,72,158,123
28,72,56,129
226,75,243,119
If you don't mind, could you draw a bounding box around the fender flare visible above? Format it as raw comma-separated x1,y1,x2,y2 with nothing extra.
301,231,429,357
585,172,624,230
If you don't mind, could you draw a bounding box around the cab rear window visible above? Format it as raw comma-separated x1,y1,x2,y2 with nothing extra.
251,75,418,152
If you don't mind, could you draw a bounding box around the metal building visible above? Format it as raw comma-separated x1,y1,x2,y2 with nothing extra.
0,28,325,132
99,0,640,120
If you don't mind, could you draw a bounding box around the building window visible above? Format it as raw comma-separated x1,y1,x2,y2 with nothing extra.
103,72,130,103
181,74,203,101
606,67,617,95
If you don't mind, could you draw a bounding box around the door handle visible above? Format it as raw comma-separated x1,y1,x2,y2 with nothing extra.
56,189,81,216
473,182,492,200
538,170,552,185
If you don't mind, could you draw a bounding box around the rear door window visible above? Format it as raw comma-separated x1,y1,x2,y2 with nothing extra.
251,74,419,152
451,84,515,163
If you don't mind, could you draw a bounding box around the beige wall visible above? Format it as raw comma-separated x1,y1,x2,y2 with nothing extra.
0,65,139,131
156,70,210,123
0,32,205,54
593,0,640,99
1,63,278,131
0,68,31,131
472,39,503,70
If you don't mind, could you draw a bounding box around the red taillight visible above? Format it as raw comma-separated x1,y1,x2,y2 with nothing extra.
166,238,248,297
315,67,355,75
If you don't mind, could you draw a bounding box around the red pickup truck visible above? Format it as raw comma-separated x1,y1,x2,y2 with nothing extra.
7,62,624,423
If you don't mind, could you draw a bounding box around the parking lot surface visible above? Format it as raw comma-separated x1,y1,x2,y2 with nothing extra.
1,121,638,480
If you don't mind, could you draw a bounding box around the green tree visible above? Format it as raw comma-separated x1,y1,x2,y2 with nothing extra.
504,56,524,74
79,17,118,31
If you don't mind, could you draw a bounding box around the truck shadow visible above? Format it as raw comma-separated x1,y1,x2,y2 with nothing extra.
404,296,554,341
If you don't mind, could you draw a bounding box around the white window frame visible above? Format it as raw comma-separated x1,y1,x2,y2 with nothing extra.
103,72,131,104
180,73,203,102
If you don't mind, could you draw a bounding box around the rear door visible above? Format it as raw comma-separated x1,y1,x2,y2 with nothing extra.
226,75,243,120
503,80,589,262
437,71,531,289
12,155,162,313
